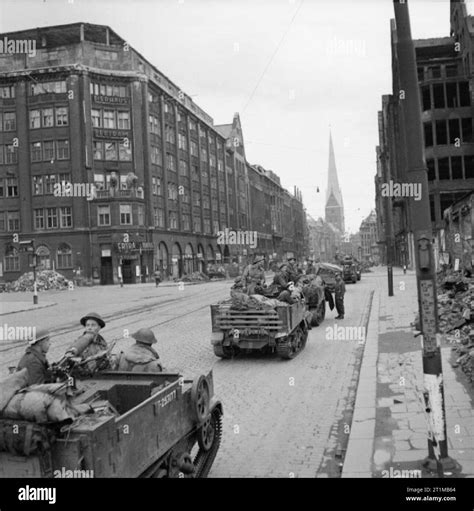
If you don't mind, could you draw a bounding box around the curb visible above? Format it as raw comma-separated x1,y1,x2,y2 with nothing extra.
341,289,380,478
0,302,57,317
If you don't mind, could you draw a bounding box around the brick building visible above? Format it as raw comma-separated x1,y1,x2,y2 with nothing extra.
0,22,307,284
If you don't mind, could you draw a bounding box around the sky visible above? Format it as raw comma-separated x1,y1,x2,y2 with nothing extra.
0,0,466,232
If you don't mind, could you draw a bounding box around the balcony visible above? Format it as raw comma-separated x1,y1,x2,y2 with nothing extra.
93,188,144,199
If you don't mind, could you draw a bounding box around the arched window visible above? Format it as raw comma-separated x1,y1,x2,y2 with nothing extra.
4,245,19,271
57,243,72,269
36,245,51,270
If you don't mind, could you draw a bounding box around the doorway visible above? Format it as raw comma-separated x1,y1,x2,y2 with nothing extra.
122,260,134,284
100,257,113,285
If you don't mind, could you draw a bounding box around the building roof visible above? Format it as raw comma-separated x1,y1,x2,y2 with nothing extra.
214,124,233,139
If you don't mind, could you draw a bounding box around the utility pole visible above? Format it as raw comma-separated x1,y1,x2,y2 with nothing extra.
393,0,456,474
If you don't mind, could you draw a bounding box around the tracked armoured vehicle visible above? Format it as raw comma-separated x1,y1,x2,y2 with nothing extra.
0,353,223,478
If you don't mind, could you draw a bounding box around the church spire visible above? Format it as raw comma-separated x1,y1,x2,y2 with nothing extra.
325,131,345,232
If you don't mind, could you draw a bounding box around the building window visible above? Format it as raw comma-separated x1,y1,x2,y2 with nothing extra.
0,85,15,98
178,133,187,150
6,178,18,197
117,111,130,129
7,211,20,231
446,64,457,77
465,155,474,179
149,115,161,135
438,157,450,180
31,81,67,95
448,119,460,144
120,204,132,225
44,175,57,195
152,176,161,195
423,122,433,147
190,141,198,157
33,208,44,229
459,82,470,107
56,140,70,160
31,142,42,162
168,211,177,229
183,214,190,231
103,110,116,129
167,153,176,171
92,109,102,128
451,156,463,180
421,86,431,111
94,173,105,190
42,108,54,128
93,141,104,160
0,212,5,231
151,145,162,165
119,140,132,161
193,216,201,233
168,182,177,200
30,110,41,129
446,82,458,108
165,126,175,144
33,176,43,195
55,107,69,126
105,142,117,161
154,207,164,227
3,112,16,131
46,208,58,229
98,205,111,226
5,144,17,164
461,118,473,142
179,159,188,176
4,245,19,271
137,205,145,225
201,147,208,162
203,218,211,234
57,243,72,268
435,120,447,145
44,141,54,161
60,207,72,228
427,159,436,181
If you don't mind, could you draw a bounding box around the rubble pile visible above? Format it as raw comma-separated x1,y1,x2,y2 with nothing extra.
437,271,474,383
4,270,71,292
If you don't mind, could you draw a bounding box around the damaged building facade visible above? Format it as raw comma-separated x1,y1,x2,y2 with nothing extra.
375,1,474,269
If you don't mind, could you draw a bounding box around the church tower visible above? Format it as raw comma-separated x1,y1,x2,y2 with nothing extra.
325,131,345,232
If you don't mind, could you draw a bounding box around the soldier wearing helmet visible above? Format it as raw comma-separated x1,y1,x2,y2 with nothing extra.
241,255,266,295
16,328,52,386
114,328,163,373
65,312,110,373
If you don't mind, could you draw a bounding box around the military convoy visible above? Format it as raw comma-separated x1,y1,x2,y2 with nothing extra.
0,354,223,478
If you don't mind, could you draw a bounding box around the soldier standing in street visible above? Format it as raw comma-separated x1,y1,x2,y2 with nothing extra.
241,255,266,295
334,273,346,320
17,328,52,386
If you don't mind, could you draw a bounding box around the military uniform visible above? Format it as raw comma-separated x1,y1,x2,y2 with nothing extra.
334,278,346,319
116,328,162,373
17,346,51,386
241,262,265,295
117,343,162,372
286,260,300,284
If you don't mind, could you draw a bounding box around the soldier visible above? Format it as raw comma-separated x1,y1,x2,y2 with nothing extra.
115,328,163,372
65,312,109,372
17,328,52,386
273,263,289,293
241,255,266,295
334,273,346,320
306,259,316,275
286,256,300,284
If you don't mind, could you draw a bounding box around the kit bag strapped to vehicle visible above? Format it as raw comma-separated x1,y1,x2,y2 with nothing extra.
0,418,56,456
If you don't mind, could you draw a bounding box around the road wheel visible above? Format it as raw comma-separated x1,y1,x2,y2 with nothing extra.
191,376,210,422
276,325,305,359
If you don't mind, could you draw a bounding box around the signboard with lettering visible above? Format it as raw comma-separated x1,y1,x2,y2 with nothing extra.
94,128,129,139
93,95,130,105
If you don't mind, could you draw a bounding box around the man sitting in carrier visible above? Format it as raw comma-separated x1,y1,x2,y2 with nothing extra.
114,328,163,373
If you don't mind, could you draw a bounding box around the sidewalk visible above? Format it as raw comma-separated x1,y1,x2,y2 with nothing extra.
343,268,474,478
